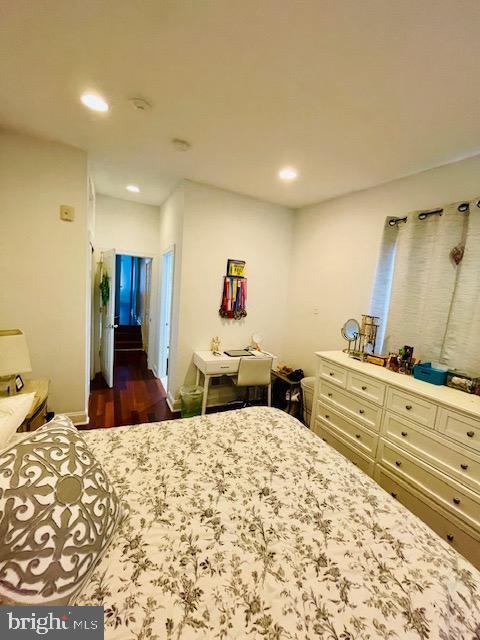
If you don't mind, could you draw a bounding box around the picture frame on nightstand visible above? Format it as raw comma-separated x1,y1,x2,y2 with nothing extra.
15,375,24,392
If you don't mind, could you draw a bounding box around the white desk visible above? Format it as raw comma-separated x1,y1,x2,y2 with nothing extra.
193,350,278,415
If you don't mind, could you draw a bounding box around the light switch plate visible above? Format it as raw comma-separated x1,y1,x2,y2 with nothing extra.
60,205,75,222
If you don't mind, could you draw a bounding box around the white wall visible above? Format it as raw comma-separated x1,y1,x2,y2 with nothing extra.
157,184,185,403
284,153,480,375
0,129,89,419
93,194,161,374
171,181,294,406
95,194,160,255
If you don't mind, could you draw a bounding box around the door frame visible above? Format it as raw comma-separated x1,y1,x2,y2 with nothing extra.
93,247,158,378
158,246,175,386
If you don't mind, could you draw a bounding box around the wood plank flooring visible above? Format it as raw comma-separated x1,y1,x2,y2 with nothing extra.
85,350,177,429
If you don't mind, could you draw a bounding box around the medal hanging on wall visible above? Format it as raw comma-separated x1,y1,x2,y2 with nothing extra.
219,260,247,319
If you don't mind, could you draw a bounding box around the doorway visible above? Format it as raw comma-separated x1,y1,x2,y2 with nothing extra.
114,254,151,358
97,250,153,389
159,248,174,390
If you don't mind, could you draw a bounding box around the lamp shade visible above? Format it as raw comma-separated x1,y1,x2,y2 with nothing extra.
0,330,32,376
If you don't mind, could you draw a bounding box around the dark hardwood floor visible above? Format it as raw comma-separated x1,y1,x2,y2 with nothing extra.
85,350,177,429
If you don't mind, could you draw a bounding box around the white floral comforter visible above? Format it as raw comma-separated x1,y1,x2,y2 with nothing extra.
78,407,480,639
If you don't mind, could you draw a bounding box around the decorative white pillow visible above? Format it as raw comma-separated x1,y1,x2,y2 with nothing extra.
0,392,36,449
0,415,125,605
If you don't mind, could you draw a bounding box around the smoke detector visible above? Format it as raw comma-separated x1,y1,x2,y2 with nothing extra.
130,97,152,112
172,138,192,152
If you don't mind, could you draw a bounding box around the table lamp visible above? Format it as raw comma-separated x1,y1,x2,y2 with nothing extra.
0,329,32,395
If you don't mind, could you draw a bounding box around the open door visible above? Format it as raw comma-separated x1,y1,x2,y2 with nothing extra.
159,248,174,387
100,249,116,388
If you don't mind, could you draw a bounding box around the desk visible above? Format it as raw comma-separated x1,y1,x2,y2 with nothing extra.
193,350,278,415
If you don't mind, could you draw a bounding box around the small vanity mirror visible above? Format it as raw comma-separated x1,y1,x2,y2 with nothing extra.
341,318,360,341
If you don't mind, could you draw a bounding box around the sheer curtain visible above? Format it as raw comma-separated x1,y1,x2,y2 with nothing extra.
441,200,480,370
382,198,479,368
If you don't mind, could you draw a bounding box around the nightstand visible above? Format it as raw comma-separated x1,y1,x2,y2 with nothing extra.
16,378,50,432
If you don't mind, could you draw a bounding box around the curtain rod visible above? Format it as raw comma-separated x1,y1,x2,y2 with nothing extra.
388,202,471,227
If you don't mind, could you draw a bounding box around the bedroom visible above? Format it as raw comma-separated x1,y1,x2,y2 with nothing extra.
1,1,480,637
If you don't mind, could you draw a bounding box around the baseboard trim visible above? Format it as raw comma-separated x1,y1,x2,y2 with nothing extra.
65,411,89,426
167,392,180,413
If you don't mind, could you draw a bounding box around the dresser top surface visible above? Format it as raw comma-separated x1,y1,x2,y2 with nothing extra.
316,350,480,417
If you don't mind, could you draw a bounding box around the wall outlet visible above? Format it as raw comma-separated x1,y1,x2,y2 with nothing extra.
60,205,75,222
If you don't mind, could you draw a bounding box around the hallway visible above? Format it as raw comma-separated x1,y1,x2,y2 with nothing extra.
86,350,176,429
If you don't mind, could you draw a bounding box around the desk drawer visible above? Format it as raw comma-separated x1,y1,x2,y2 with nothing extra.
378,439,480,531
319,381,382,432
314,422,374,477
319,360,346,388
382,411,480,493
204,360,239,374
375,467,480,569
437,408,480,453
317,402,378,457
347,371,385,405
386,387,436,428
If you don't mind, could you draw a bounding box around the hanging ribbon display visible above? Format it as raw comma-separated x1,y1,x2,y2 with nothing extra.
219,275,247,319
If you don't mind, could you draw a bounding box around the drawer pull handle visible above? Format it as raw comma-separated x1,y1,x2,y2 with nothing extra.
329,372,335,377
447,534,454,542
359,409,365,415
327,392,333,397
325,415,330,420
361,385,367,391
395,460,402,467
460,463,469,471
401,431,408,437
220,366,230,369
405,405,412,411
355,434,361,439
453,497,461,505
390,492,397,499
467,430,475,438
322,437,327,442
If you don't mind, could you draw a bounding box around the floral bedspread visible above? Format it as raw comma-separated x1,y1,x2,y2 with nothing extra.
78,407,480,639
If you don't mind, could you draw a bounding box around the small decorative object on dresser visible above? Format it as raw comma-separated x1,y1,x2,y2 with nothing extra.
312,350,480,569
340,315,380,359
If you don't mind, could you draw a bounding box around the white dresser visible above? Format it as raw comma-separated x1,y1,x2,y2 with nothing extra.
312,350,480,569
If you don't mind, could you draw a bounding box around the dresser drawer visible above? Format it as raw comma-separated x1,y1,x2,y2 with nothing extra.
347,371,385,405
317,402,379,457
378,439,480,531
314,422,375,477
386,387,437,428
319,381,382,432
382,411,480,493
318,360,347,388
204,360,239,374
437,407,480,453
375,467,480,569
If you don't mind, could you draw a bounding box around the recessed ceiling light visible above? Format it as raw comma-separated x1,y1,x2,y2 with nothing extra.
126,185,140,193
80,92,109,112
278,166,298,182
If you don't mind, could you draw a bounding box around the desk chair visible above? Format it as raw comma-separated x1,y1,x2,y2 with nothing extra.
232,357,272,407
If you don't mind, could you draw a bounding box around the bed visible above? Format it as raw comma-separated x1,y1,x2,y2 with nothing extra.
76,407,480,639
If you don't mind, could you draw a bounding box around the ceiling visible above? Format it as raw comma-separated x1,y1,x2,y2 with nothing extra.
1,0,480,208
